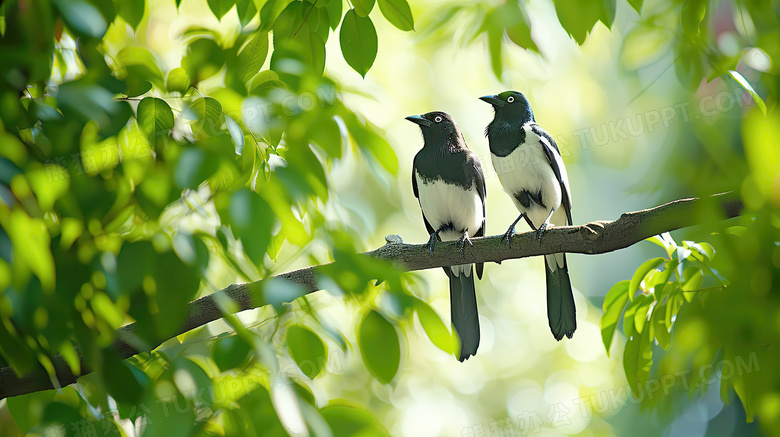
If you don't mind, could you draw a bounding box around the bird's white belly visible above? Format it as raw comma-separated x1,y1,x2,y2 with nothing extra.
491,143,562,228
415,173,483,242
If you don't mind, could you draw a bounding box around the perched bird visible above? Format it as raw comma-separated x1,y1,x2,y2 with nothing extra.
480,91,576,341
407,111,487,361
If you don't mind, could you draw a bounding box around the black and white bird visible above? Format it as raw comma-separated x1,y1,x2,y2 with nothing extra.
406,111,486,361
480,91,576,341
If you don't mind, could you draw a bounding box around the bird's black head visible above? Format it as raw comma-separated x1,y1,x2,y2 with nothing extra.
405,111,465,148
480,91,535,125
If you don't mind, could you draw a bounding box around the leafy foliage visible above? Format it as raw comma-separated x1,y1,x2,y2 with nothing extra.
1,0,779,434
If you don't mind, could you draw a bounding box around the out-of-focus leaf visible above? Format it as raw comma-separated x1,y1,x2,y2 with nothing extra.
208,0,236,19
7,390,56,434
117,46,165,88
225,115,245,155
351,0,375,17
166,67,191,94
681,0,707,42
502,1,538,52
52,0,107,39
182,38,226,82
227,188,274,264
188,96,223,133
175,148,220,189
259,0,291,32
340,10,377,77
377,0,413,31
212,335,252,372
552,0,601,44
236,0,258,26
729,70,766,115
358,310,400,384
326,0,343,29
287,325,327,378
651,303,671,349
627,0,643,14
415,300,452,354
620,25,671,70
115,0,144,30
743,109,780,203
8,210,55,291
628,257,665,300
235,31,269,85
320,404,391,437
623,319,653,397
601,280,629,355
100,349,147,404
136,97,174,136
599,0,616,27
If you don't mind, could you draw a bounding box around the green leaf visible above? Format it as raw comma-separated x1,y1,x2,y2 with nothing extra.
166,67,191,94
236,0,258,26
52,0,107,39
115,0,145,30
136,97,174,136
358,310,400,384
601,280,629,355
340,10,378,78
599,0,616,27
7,391,56,434
175,148,221,189
188,97,223,130
320,404,391,437
117,46,165,88
259,0,291,32
632,294,653,333
503,2,538,52
415,300,453,354
627,0,643,14
552,0,601,44
182,38,227,82
228,189,274,264
208,0,236,19
681,0,706,42
236,31,269,85
377,0,413,31
326,0,343,29
212,335,252,371
623,319,653,397
248,70,284,93
729,70,766,115
287,326,327,378
651,303,671,349
225,115,245,155
352,0,375,17
628,257,665,301
100,349,147,404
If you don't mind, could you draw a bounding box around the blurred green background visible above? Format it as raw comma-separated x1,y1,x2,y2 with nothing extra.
0,0,778,435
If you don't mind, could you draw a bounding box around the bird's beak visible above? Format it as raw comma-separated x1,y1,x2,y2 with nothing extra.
405,115,432,127
479,95,505,107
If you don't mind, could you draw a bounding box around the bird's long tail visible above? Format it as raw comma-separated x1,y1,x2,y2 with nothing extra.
450,265,480,361
545,253,576,340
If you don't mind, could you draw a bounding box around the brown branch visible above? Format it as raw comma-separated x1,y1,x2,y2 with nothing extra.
0,193,743,400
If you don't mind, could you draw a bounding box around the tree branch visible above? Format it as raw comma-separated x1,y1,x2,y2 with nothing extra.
0,193,743,399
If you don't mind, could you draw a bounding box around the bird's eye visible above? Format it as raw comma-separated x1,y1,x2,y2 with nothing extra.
507,96,515,103
434,116,443,123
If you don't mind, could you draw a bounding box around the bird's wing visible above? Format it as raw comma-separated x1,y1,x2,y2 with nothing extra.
530,124,572,225
412,164,419,199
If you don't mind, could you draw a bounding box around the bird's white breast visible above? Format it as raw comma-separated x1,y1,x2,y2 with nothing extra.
490,124,563,227
415,173,483,242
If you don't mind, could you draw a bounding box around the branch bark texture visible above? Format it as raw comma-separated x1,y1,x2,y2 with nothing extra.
0,193,743,399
